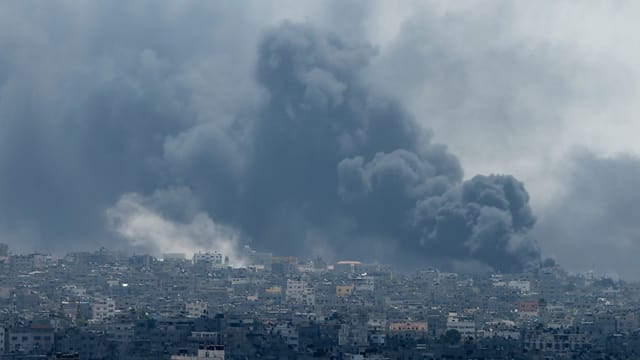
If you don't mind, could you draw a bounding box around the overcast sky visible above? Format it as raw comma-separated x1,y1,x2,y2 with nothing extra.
1,1,639,278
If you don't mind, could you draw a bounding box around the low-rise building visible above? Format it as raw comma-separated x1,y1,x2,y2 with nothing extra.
447,312,475,339
186,301,208,318
172,345,225,360
286,279,315,305
91,297,116,322
8,324,55,354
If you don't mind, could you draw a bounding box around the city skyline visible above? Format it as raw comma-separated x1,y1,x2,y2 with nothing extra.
0,240,635,359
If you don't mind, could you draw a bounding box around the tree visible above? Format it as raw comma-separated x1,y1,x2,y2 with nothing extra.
442,329,461,346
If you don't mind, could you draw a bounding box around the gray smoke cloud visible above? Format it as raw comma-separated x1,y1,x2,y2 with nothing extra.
413,175,538,272
535,151,640,280
0,2,265,252
0,3,541,272
366,2,632,209
159,22,539,271
107,188,248,266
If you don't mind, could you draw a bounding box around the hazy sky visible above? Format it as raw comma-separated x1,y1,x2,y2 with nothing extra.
1,1,639,278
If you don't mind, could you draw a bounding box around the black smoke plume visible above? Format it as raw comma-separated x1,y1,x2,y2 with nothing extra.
0,20,540,272
212,23,538,271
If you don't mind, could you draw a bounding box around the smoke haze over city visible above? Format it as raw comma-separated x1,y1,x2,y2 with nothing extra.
1,1,640,278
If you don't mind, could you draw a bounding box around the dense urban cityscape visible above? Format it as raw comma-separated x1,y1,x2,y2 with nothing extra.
0,243,638,359
3,1,640,359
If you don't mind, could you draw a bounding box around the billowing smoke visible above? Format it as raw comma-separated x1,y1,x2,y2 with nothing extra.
413,175,538,272
0,13,540,272
535,151,640,280
106,188,247,267
165,22,539,272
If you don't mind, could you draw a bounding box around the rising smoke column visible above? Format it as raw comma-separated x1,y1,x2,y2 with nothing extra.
204,22,541,272
413,175,538,272
107,188,247,266
0,14,541,272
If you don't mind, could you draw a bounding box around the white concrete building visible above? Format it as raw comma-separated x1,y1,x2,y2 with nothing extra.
92,297,116,322
286,279,315,305
354,275,375,292
185,301,208,318
447,312,476,338
172,345,224,360
507,280,531,294
193,251,225,268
